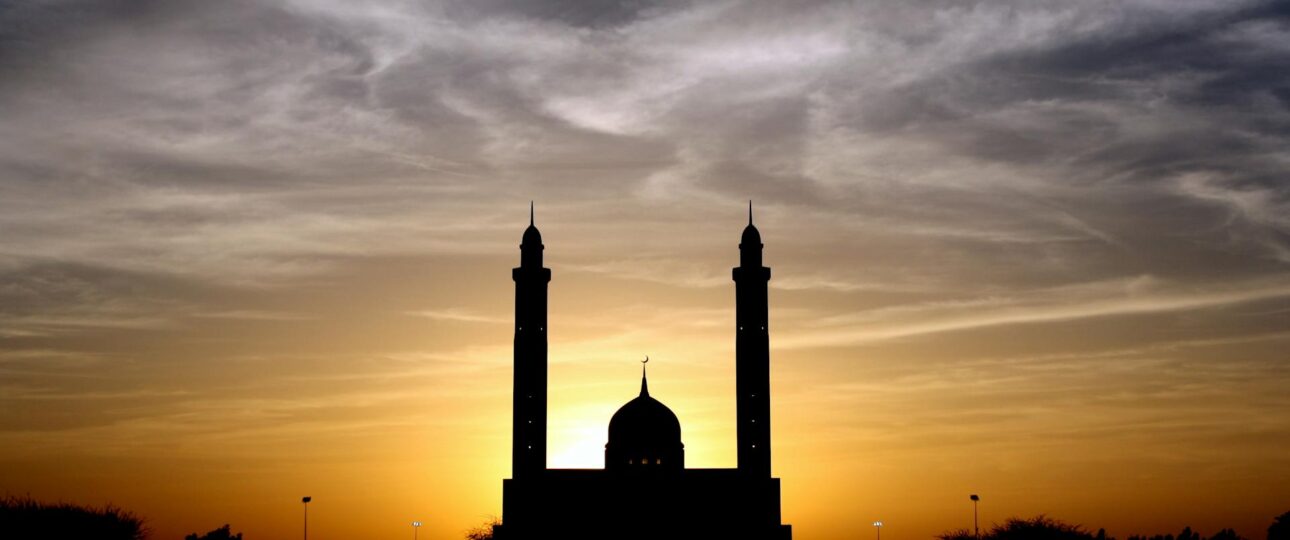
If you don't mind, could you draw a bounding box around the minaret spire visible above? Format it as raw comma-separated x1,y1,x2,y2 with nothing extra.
640,356,650,397
512,203,551,478
733,210,771,477
530,200,534,227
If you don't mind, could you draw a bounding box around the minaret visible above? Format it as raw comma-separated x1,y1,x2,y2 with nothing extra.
733,202,772,476
512,202,550,478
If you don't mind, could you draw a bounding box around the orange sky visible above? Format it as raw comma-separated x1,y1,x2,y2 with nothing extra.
4,211,1288,540
2,1,1290,540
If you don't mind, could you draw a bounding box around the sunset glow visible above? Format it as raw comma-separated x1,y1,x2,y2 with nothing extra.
2,1,1290,540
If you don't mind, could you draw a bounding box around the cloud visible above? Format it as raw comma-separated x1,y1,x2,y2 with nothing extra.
404,308,506,324
189,310,315,321
779,275,1290,348
2,0,1286,292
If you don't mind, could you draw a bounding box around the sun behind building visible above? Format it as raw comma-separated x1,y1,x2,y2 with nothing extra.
493,205,791,540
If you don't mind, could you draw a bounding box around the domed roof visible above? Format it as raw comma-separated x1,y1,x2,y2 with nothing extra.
741,223,761,246
522,223,542,245
608,388,681,447
740,201,761,246
605,366,684,471
522,202,543,246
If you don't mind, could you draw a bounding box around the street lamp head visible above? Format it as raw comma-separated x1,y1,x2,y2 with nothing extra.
970,494,979,501
302,497,312,503
413,521,422,527
874,521,884,527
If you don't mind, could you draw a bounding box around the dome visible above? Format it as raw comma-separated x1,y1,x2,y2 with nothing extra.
608,394,681,448
605,370,684,471
740,223,761,246
740,201,761,247
522,223,543,246
521,201,543,246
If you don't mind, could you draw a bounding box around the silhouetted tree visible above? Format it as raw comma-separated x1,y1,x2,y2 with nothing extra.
185,524,243,540
0,495,147,540
1126,526,1250,540
466,517,500,540
1210,528,1246,540
989,515,1096,540
941,516,1096,540
937,528,976,540
1269,512,1290,540
944,515,1093,540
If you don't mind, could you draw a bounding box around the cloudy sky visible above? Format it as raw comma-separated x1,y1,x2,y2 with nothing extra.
2,1,1289,539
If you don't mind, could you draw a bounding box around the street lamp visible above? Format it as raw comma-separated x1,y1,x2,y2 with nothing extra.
970,494,980,539
874,521,884,540
413,521,422,540
302,497,312,540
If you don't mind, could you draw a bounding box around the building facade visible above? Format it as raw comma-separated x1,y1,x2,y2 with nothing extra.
494,207,792,540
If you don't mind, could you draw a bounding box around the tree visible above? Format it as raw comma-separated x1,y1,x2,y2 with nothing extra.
466,517,501,540
1210,529,1246,540
990,515,1096,540
0,495,147,540
937,528,976,540
1270,511,1290,540
186,524,243,540
940,516,1096,540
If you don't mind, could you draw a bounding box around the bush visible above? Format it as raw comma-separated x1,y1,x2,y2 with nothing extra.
937,516,1109,540
0,495,148,540
466,517,500,540
1270,512,1290,540
937,528,976,540
186,524,243,540
990,515,1095,540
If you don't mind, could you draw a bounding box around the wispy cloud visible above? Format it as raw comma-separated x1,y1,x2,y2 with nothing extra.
404,308,506,324
189,310,315,321
780,276,1290,348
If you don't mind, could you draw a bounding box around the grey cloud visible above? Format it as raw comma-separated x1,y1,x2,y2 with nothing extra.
1,0,1285,307
445,0,690,29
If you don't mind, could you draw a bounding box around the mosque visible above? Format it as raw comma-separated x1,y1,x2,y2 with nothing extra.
492,206,792,540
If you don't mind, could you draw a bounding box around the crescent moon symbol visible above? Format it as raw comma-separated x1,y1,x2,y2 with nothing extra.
642,355,649,364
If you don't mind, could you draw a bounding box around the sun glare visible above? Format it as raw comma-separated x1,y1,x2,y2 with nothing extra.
548,424,609,468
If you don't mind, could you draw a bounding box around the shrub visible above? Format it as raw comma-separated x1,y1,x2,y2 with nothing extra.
0,495,148,540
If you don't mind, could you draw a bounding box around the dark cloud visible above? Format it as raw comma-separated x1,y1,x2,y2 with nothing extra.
446,0,689,28
1,0,1282,298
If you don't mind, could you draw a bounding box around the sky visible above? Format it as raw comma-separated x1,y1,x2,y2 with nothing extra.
1,0,1289,539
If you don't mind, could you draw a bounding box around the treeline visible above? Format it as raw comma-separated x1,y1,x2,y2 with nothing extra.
939,512,1290,540
4,495,1286,540
1126,527,1244,540
0,495,245,540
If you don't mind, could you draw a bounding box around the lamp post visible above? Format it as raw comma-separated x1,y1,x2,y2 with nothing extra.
970,494,980,539
413,521,422,540
302,497,312,540
874,521,884,540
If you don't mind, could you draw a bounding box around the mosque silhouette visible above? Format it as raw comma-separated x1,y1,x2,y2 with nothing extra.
492,205,792,540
